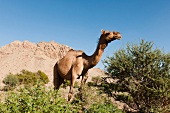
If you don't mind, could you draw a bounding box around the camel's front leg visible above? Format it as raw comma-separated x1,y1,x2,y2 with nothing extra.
77,72,88,101
80,72,88,89
68,60,83,101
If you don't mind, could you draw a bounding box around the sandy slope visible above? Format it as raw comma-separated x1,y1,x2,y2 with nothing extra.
0,40,105,87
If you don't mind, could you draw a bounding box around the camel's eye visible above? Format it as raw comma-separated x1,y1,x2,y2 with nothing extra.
113,32,117,35
105,33,110,35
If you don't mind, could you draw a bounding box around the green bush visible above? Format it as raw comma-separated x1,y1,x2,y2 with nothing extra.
103,40,170,112
17,70,37,85
2,70,49,91
0,84,79,113
61,80,79,89
3,74,19,91
115,93,134,107
87,102,123,113
71,84,123,113
62,80,71,88
0,82,124,113
17,70,49,85
3,86,16,91
3,74,19,87
91,76,102,86
37,70,49,84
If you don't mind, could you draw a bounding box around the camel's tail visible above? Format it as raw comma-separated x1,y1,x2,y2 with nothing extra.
53,63,64,90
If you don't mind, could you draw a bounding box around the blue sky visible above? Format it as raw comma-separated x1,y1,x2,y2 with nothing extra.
0,0,170,69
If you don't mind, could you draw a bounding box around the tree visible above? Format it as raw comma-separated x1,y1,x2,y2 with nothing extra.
3,74,19,91
37,70,49,84
103,40,170,112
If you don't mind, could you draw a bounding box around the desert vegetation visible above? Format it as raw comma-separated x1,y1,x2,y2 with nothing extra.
2,70,49,91
0,79,123,113
0,40,170,113
103,40,170,112
1,70,123,112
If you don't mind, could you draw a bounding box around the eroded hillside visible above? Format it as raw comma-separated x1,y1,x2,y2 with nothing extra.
0,40,105,86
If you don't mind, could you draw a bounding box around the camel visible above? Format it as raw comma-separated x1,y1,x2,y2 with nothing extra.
53,30,122,101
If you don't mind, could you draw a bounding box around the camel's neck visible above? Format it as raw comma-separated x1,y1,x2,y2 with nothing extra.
88,42,107,68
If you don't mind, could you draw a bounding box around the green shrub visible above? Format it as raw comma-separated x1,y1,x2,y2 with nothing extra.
3,74,19,87
0,84,79,113
115,93,134,107
103,40,170,112
37,70,49,84
3,70,49,91
2,86,15,91
62,80,79,88
3,74,19,91
62,80,71,88
0,81,124,113
74,81,79,88
17,70,37,85
87,102,123,113
17,70,49,85
91,76,102,86
72,84,123,113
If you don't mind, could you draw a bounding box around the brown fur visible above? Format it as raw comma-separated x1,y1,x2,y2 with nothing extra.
53,30,122,101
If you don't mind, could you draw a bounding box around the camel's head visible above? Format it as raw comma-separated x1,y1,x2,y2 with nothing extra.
101,30,122,43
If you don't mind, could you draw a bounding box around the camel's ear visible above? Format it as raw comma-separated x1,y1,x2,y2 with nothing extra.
101,30,105,34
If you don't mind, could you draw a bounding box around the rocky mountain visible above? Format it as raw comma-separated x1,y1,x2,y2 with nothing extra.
0,40,105,87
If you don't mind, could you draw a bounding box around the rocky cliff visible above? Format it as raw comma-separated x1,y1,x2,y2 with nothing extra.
0,40,105,86
0,40,71,86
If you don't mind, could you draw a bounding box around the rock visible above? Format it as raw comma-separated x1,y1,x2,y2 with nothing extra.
9,40,22,47
0,40,105,86
22,40,36,49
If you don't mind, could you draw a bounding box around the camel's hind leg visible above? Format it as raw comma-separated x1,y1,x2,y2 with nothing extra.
53,63,64,90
